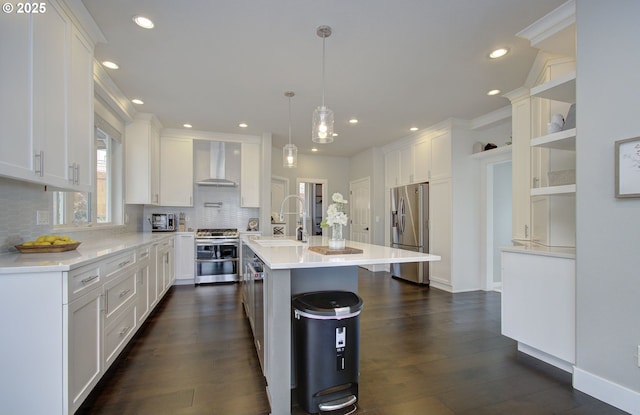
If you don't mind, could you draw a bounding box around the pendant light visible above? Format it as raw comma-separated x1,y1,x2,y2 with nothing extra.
283,91,297,168
312,25,334,144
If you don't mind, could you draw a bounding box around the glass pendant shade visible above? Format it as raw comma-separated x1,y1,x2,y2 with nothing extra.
283,143,297,168
312,105,334,143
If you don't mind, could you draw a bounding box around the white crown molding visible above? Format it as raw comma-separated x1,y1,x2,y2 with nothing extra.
93,60,136,123
161,128,261,144
516,0,575,48
470,106,512,130
60,0,106,45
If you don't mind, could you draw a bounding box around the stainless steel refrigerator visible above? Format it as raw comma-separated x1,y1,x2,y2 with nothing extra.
390,183,429,284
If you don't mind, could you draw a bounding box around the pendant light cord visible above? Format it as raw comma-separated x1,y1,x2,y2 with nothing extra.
288,95,292,145
321,35,326,107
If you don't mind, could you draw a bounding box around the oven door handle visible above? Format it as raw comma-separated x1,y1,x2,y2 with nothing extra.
195,258,239,263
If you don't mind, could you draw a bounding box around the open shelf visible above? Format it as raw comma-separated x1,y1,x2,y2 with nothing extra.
470,145,512,160
531,184,576,196
530,71,576,103
530,128,576,150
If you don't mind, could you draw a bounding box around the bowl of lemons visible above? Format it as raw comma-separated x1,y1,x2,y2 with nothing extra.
15,235,80,253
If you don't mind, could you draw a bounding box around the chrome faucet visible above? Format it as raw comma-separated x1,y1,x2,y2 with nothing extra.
279,195,308,242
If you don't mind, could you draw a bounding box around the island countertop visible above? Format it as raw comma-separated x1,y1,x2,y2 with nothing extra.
243,235,440,270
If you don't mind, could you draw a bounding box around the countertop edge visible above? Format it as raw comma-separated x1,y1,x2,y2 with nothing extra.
500,243,576,259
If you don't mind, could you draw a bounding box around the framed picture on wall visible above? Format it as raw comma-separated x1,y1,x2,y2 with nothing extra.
615,136,640,198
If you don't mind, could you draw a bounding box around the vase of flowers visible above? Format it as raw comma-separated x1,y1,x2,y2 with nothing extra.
321,192,348,250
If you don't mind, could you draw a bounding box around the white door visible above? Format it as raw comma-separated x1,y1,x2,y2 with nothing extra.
349,177,371,244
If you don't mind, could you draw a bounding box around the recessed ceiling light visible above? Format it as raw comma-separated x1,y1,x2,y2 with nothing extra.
349,118,358,124
487,89,501,96
239,123,248,128
131,99,144,105
332,133,338,137
183,124,192,128
489,48,509,59
102,61,119,69
410,127,419,132
311,148,318,152
133,15,154,29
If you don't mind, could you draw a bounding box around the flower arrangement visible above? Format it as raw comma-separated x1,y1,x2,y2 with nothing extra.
321,192,348,249
321,192,349,228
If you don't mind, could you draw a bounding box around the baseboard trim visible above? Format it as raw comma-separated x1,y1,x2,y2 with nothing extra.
573,367,640,415
429,278,452,292
517,343,574,373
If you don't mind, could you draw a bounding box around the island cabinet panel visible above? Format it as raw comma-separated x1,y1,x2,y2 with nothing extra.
501,250,575,370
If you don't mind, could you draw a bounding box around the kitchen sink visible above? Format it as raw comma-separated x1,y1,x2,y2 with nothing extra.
253,239,303,247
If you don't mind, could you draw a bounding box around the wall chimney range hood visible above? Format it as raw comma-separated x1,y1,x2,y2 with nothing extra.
196,141,237,187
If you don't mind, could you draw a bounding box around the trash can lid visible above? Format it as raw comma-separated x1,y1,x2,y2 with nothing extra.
292,291,363,317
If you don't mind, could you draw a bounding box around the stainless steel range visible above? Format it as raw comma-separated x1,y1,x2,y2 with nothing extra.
194,228,239,284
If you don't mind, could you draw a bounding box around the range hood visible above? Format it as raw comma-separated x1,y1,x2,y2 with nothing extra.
196,141,237,187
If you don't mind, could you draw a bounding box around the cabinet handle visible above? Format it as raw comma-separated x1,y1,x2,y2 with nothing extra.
118,260,132,268
119,326,130,336
525,224,529,238
68,164,75,183
81,275,99,284
139,252,148,258
34,151,44,177
119,288,131,298
74,163,80,185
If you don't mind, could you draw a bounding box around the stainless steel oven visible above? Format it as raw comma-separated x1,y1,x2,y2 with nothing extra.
194,229,240,284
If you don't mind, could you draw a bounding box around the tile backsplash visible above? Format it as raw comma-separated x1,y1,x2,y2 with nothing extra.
0,177,142,253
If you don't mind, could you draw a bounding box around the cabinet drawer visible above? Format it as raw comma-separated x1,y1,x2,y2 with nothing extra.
66,264,101,303
104,303,136,367
137,246,151,264
103,251,136,278
104,270,136,321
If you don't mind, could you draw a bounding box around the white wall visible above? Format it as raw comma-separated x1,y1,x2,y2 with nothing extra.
574,0,640,412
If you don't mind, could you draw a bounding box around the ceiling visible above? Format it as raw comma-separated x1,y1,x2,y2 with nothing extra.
82,0,566,157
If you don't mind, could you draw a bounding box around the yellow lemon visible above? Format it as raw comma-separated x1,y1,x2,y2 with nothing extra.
22,241,35,246
61,236,70,241
35,241,51,246
45,235,57,243
36,236,47,242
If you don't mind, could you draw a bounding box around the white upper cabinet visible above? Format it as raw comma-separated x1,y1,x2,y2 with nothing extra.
0,11,32,179
384,149,401,188
125,115,161,205
0,0,97,191
67,26,95,191
159,137,193,207
412,137,431,183
429,129,452,181
240,142,260,207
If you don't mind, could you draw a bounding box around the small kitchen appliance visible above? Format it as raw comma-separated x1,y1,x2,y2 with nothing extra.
151,213,177,232
194,228,240,284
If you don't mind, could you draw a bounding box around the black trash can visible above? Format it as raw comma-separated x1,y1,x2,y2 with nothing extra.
292,291,364,414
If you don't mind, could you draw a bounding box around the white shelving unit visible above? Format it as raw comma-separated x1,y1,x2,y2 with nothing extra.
530,128,576,150
531,184,576,196
530,71,576,103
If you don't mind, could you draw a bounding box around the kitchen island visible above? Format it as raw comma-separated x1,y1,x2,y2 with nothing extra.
242,235,440,415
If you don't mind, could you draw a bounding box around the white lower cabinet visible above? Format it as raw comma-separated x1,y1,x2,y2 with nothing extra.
501,250,575,371
67,286,103,414
0,236,175,415
174,233,195,283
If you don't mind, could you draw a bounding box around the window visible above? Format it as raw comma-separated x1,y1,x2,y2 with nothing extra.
54,127,122,227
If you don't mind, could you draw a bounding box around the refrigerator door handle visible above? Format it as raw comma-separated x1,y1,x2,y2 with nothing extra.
399,197,406,234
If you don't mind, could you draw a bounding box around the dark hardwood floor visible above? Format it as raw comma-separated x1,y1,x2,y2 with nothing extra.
77,269,628,415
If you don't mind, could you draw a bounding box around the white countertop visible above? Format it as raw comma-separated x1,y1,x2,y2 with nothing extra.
243,235,441,270
0,232,174,274
501,241,576,259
